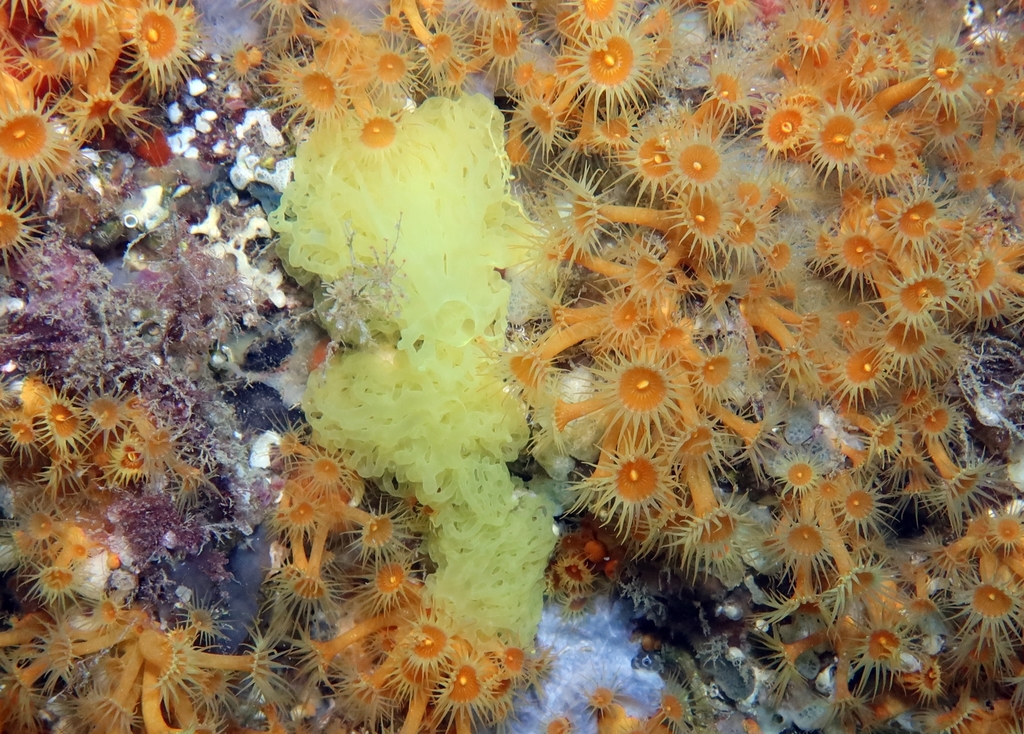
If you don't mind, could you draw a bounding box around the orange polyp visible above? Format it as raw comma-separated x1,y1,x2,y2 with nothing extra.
0,103,76,192
789,14,835,67
513,61,538,91
814,109,860,176
715,75,736,100
376,52,407,84
558,557,591,586
427,33,454,66
527,102,557,138
588,684,618,713
842,234,877,270
837,309,860,332
844,489,875,521
660,691,685,722
762,104,807,155
36,565,76,599
579,0,618,24
230,45,263,78
766,242,791,272
734,180,760,207
359,514,395,553
897,201,936,240
43,538,82,575
113,440,144,476
684,193,722,238
730,216,758,247
865,142,898,177
844,348,882,387
676,143,721,187
787,522,825,558
52,0,110,19
3,115,41,156
412,625,447,660
700,355,731,388
45,401,80,441
607,298,640,335
508,351,547,393
26,513,55,542
547,717,572,734
972,583,1012,619
920,405,951,437
491,23,520,61
360,117,397,149
447,663,482,705
0,198,35,262
50,17,100,68
930,51,960,89
588,36,635,88
992,516,1024,549
302,72,338,111
695,504,737,545
284,497,317,528
866,628,902,662
787,462,814,489
129,0,197,96
137,10,178,60
312,457,341,484
596,116,632,150
896,276,946,316
618,365,667,414
615,456,660,502
376,563,406,594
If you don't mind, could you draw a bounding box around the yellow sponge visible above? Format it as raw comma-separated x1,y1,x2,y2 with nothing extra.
270,95,554,643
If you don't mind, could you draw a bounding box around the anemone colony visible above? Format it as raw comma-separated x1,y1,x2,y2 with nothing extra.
3,0,1024,732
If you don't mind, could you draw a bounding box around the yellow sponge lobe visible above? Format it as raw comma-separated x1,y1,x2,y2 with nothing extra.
270,95,554,643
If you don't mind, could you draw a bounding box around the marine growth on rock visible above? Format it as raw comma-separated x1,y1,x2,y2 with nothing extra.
4,1,1024,733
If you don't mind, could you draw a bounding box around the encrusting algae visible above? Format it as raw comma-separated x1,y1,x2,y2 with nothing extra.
3,0,1024,733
